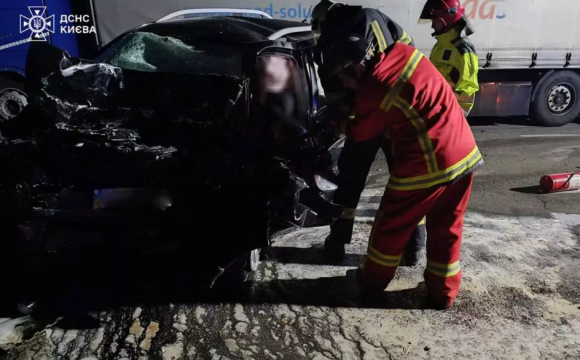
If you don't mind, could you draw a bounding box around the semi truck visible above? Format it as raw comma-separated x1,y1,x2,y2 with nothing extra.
1,0,579,126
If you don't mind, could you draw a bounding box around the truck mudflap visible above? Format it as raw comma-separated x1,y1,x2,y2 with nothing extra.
470,81,533,117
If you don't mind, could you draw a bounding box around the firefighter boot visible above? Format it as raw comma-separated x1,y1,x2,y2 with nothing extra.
401,250,420,266
354,268,386,305
324,235,346,261
400,222,427,267
323,218,354,261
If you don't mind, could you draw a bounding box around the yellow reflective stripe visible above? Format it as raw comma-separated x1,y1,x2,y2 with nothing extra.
369,247,401,262
398,31,412,45
426,260,460,277
367,247,401,267
393,96,438,174
392,146,480,183
388,146,483,191
366,212,401,268
340,207,356,220
418,217,426,226
370,21,387,52
380,49,423,112
377,23,388,51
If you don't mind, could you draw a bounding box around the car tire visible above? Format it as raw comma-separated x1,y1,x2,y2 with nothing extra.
531,71,580,127
0,76,28,122
215,248,261,291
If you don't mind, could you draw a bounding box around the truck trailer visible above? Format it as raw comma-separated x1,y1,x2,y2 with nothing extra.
1,0,579,126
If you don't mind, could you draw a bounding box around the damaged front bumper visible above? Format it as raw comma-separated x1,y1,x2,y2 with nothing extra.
18,188,178,254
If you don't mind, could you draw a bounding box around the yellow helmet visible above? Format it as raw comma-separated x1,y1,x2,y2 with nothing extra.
310,0,345,40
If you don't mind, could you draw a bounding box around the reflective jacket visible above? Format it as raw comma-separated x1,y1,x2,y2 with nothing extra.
348,42,483,190
430,27,479,115
315,7,414,106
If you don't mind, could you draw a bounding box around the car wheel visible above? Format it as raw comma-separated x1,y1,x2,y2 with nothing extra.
216,248,262,289
0,76,28,122
531,71,580,127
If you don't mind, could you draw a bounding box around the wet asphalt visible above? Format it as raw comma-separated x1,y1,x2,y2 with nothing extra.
369,117,580,218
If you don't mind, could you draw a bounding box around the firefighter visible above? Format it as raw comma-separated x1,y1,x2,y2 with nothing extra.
310,0,426,264
312,0,413,111
319,34,483,309
418,0,479,116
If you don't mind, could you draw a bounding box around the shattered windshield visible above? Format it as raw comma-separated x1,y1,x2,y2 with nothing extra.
94,31,245,77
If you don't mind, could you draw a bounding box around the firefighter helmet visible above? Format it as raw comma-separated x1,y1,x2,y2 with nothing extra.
310,0,346,40
418,0,473,35
319,34,374,77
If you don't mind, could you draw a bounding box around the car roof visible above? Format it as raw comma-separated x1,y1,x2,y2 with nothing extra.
135,16,314,43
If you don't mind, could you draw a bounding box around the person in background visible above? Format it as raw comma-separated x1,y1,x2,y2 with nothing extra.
418,0,479,116
310,0,426,264
318,34,483,309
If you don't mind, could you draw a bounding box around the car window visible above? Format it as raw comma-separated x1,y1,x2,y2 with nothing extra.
93,31,244,77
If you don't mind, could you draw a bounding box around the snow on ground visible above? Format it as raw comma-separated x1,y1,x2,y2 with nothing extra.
2,193,580,359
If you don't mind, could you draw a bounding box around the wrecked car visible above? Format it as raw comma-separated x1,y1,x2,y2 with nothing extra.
0,14,345,310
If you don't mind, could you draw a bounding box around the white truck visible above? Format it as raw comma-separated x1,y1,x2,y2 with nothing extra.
14,0,580,126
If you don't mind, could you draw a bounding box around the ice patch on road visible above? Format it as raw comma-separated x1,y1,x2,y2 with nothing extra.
234,304,249,324
161,332,184,360
126,319,144,346
90,327,104,353
132,307,143,319
194,306,206,324
261,210,580,359
139,322,160,353
0,317,36,351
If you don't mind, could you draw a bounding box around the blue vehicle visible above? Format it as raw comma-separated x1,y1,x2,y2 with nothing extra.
0,0,100,121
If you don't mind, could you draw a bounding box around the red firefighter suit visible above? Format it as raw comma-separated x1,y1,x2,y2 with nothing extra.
348,42,484,308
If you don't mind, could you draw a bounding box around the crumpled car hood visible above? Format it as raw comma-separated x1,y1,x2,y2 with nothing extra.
28,42,249,126
17,43,254,182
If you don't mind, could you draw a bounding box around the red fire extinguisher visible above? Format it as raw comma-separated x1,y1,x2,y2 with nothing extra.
540,169,580,193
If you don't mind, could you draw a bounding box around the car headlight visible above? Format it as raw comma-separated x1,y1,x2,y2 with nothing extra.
314,173,338,191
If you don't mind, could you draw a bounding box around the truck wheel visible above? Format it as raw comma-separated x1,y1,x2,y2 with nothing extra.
0,76,28,122
531,71,580,127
